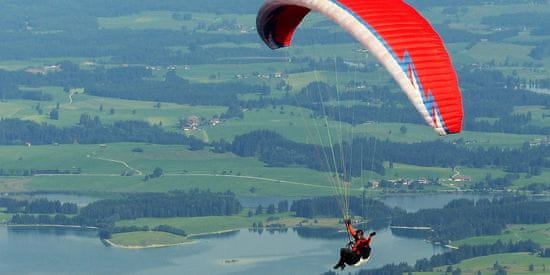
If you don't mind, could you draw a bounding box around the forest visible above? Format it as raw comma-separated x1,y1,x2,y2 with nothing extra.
0,197,77,214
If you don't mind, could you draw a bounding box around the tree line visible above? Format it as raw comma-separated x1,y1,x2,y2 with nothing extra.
0,197,77,214
225,130,550,178
9,190,242,229
0,168,81,176
290,196,404,219
391,197,550,242
80,190,241,225
0,116,201,146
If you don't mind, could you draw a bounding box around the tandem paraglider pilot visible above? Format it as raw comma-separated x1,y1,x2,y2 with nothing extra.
333,219,376,270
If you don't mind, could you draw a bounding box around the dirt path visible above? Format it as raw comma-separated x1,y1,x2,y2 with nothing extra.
87,153,144,176
68,90,75,104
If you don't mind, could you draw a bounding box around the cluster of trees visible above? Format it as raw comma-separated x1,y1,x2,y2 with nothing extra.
391,197,550,241
228,130,385,176
85,70,269,106
290,196,403,219
9,190,242,229
471,173,520,191
79,190,241,226
0,198,77,214
0,168,81,176
10,214,86,226
144,167,163,181
0,117,202,146
376,178,438,191
250,201,288,217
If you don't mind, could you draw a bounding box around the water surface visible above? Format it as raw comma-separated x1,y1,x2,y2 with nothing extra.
1,193,502,274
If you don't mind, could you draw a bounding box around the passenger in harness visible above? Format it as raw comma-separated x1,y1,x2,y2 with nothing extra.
333,219,376,270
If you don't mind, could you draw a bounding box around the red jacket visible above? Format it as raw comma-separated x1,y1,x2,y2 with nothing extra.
347,223,372,254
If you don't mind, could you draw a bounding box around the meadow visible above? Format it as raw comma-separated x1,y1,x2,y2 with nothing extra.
0,137,544,196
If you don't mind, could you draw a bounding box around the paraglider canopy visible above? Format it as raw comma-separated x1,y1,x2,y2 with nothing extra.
257,0,463,135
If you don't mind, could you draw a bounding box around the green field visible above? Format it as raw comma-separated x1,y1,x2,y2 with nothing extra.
454,224,550,248
0,143,336,195
514,106,550,128
1,85,541,150
0,141,544,195
0,86,226,130
98,11,256,34
109,231,190,248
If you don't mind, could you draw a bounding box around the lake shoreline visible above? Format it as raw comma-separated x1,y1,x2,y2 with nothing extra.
103,228,243,249
2,223,99,230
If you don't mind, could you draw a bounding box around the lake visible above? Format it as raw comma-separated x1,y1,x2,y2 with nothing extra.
0,226,446,275
0,193,496,274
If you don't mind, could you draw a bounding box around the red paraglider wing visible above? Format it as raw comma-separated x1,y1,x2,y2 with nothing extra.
257,0,463,135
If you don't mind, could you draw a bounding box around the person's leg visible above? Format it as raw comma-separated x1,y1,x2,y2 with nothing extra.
334,248,350,269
